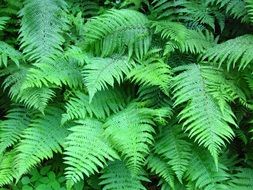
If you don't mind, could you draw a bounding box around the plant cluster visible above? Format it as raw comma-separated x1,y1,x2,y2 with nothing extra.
1,0,253,189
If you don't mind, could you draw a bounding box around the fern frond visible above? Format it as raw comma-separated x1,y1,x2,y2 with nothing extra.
83,9,150,58
246,0,253,23
228,168,253,189
14,107,68,178
19,0,67,62
22,58,83,89
0,151,15,186
103,103,155,174
207,0,248,22
151,0,187,20
64,119,119,183
173,64,235,165
0,106,32,154
151,21,187,44
154,124,191,182
0,17,9,31
202,34,253,70
128,59,172,92
146,154,174,189
0,41,22,67
186,147,229,190
82,55,135,100
62,88,127,123
3,66,55,112
99,161,148,190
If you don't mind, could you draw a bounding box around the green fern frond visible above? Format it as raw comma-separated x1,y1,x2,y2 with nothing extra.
186,147,229,190
14,107,68,178
22,58,83,89
206,0,248,22
146,154,174,189
0,17,9,31
128,59,172,92
99,161,148,190
0,41,22,67
64,119,119,184
228,168,253,189
3,66,55,112
151,0,187,20
173,64,235,165
0,106,32,154
177,29,215,54
151,21,187,44
246,0,253,23
154,124,191,182
0,151,15,186
103,103,155,174
82,55,135,100
83,9,150,58
202,34,253,70
19,0,67,62
62,88,127,123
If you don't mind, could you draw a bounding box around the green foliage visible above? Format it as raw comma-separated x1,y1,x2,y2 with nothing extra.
64,119,119,183
1,0,253,189
173,64,236,165
99,161,148,190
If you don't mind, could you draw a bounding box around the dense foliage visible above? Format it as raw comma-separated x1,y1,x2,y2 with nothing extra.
1,0,253,189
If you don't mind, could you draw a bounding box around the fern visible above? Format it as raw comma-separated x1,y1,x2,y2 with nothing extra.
103,103,155,174
0,106,31,154
21,58,83,89
0,17,9,31
82,55,135,100
3,66,55,112
186,147,229,190
228,168,253,189
19,0,67,62
202,35,253,70
83,9,150,58
0,151,15,186
0,41,22,67
99,161,148,190
64,119,119,184
62,88,127,123
246,0,253,23
173,64,235,165
154,124,192,182
14,107,68,178
146,154,175,189
128,52,172,92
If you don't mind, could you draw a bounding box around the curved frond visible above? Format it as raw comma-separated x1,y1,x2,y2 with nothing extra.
146,154,174,189
154,124,192,182
246,0,253,23
62,88,127,123
0,151,15,186
128,54,172,92
0,41,22,67
202,35,253,70
228,168,253,189
22,58,83,89
3,66,55,112
0,17,9,31
0,106,32,154
82,56,135,100
14,107,68,178
83,9,150,58
99,161,148,190
64,119,119,184
19,0,67,62
173,64,235,165
186,147,229,190
103,103,155,174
